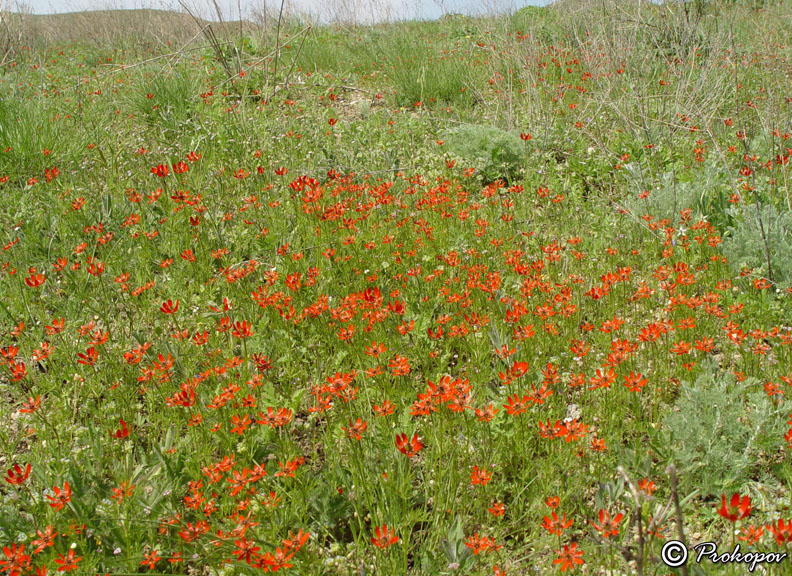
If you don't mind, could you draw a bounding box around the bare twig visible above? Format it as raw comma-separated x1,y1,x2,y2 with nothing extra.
618,467,644,576
667,464,689,576
178,0,234,79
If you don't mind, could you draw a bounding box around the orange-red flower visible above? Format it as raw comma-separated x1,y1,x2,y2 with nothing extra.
542,511,572,535
395,432,423,457
4,463,30,485
470,465,492,486
46,482,72,511
160,299,179,314
717,493,751,523
54,549,82,572
371,524,398,548
553,542,584,571
590,509,624,538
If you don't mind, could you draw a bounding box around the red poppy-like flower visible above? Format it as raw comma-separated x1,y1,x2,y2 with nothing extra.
590,509,624,538
766,519,792,546
545,496,560,508
232,320,254,339
717,493,751,523
374,399,395,416
553,543,584,571
371,524,399,548
54,549,82,572
232,537,260,565
542,511,572,535
282,529,310,552
31,526,57,554
25,272,46,287
76,347,98,366
111,418,130,439
342,418,368,440
395,432,423,457
623,372,647,392
4,463,31,485
0,543,31,576
150,164,169,178
46,481,72,510
140,549,161,570
464,534,501,555
471,465,492,486
488,501,506,517
20,396,41,413
160,299,179,314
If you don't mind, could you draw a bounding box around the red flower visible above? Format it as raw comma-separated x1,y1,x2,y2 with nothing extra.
140,549,161,570
160,299,179,314
542,511,572,535
0,544,31,576
488,501,506,517
46,481,72,510
342,418,368,440
767,519,792,545
545,496,560,509
590,509,624,538
395,432,423,457
4,463,31,485
232,537,260,565
503,393,530,416
150,164,169,178
371,524,399,548
232,320,254,339
464,534,501,555
475,403,499,422
717,493,751,523
623,372,647,392
54,550,82,572
470,465,492,486
282,529,310,552
20,396,41,413
76,347,98,366
25,272,46,287
111,418,130,439
553,543,584,571
374,399,395,416
31,526,57,554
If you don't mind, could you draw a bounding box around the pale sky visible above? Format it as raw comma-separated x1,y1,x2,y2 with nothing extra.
11,0,550,23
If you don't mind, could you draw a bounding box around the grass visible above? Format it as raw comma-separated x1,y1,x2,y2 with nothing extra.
1,1,792,574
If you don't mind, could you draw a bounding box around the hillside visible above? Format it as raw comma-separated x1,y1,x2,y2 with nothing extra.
6,8,256,46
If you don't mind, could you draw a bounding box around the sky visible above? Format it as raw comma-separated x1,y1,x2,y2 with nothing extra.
11,0,550,23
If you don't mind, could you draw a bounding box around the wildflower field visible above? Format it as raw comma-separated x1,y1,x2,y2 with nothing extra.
2,1,792,574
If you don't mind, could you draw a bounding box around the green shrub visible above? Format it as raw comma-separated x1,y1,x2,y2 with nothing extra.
721,203,792,286
509,6,564,43
442,124,524,183
659,367,787,497
623,163,731,222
